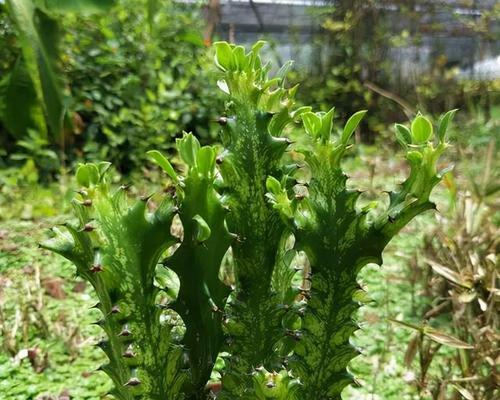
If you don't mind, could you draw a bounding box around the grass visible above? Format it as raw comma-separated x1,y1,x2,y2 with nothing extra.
0,218,111,399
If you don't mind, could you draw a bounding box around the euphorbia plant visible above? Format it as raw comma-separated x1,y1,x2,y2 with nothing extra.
43,41,456,399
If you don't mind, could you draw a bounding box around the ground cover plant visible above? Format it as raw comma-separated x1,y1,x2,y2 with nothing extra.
37,41,460,399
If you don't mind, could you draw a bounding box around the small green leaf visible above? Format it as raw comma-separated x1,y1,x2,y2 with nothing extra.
176,133,200,167
411,115,433,144
302,112,322,138
147,150,178,183
75,164,89,188
276,60,294,83
394,123,412,148
192,214,211,242
291,106,312,121
251,40,266,53
233,46,246,70
248,41,265,70
214,41,234,71
261,77,281,91
437,109,458,142
196,146,216,177
266,176,282,195
342,110,367,144
319,107,335,143
97,161,111,178
75,163,99,188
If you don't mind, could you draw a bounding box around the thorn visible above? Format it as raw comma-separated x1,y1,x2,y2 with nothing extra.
164,185,176,197
122,344,136,358
217,116,228,125
266,381,276,388
118,325,132,337
235,235,246,243
216,155,224,165
90,302,101,310
109,305,120,315
124,377,141,387
81,223,95,232
90,264,103,273
76,189,88,196
285,329,302,341
83,199,92,207
140,194,153,202
120,184,131,191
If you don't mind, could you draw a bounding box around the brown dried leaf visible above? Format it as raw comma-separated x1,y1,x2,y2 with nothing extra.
423,327,474,349
451,383,475,400
425,258,472,288
389,318,422,332
404,332,420,367
424,300,450,319
457,290,476,303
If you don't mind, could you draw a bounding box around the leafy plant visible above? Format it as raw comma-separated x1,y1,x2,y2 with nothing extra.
9,130,60,182
62,0,221,172
396,192,498,400
1,0,117,143
43,42,454,399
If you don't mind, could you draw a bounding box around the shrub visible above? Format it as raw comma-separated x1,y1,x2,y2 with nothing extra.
63,0,222,173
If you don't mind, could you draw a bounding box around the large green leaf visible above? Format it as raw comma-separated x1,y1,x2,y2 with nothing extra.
7,0,65,140
0,57,47,139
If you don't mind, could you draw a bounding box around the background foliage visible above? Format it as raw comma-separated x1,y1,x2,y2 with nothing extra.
0,0,222,177
0,0,498,399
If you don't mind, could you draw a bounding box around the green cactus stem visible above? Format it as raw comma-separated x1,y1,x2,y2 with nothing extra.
41,162,186,399
149,133,233,399
266,109,455,399
213,41,304,398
